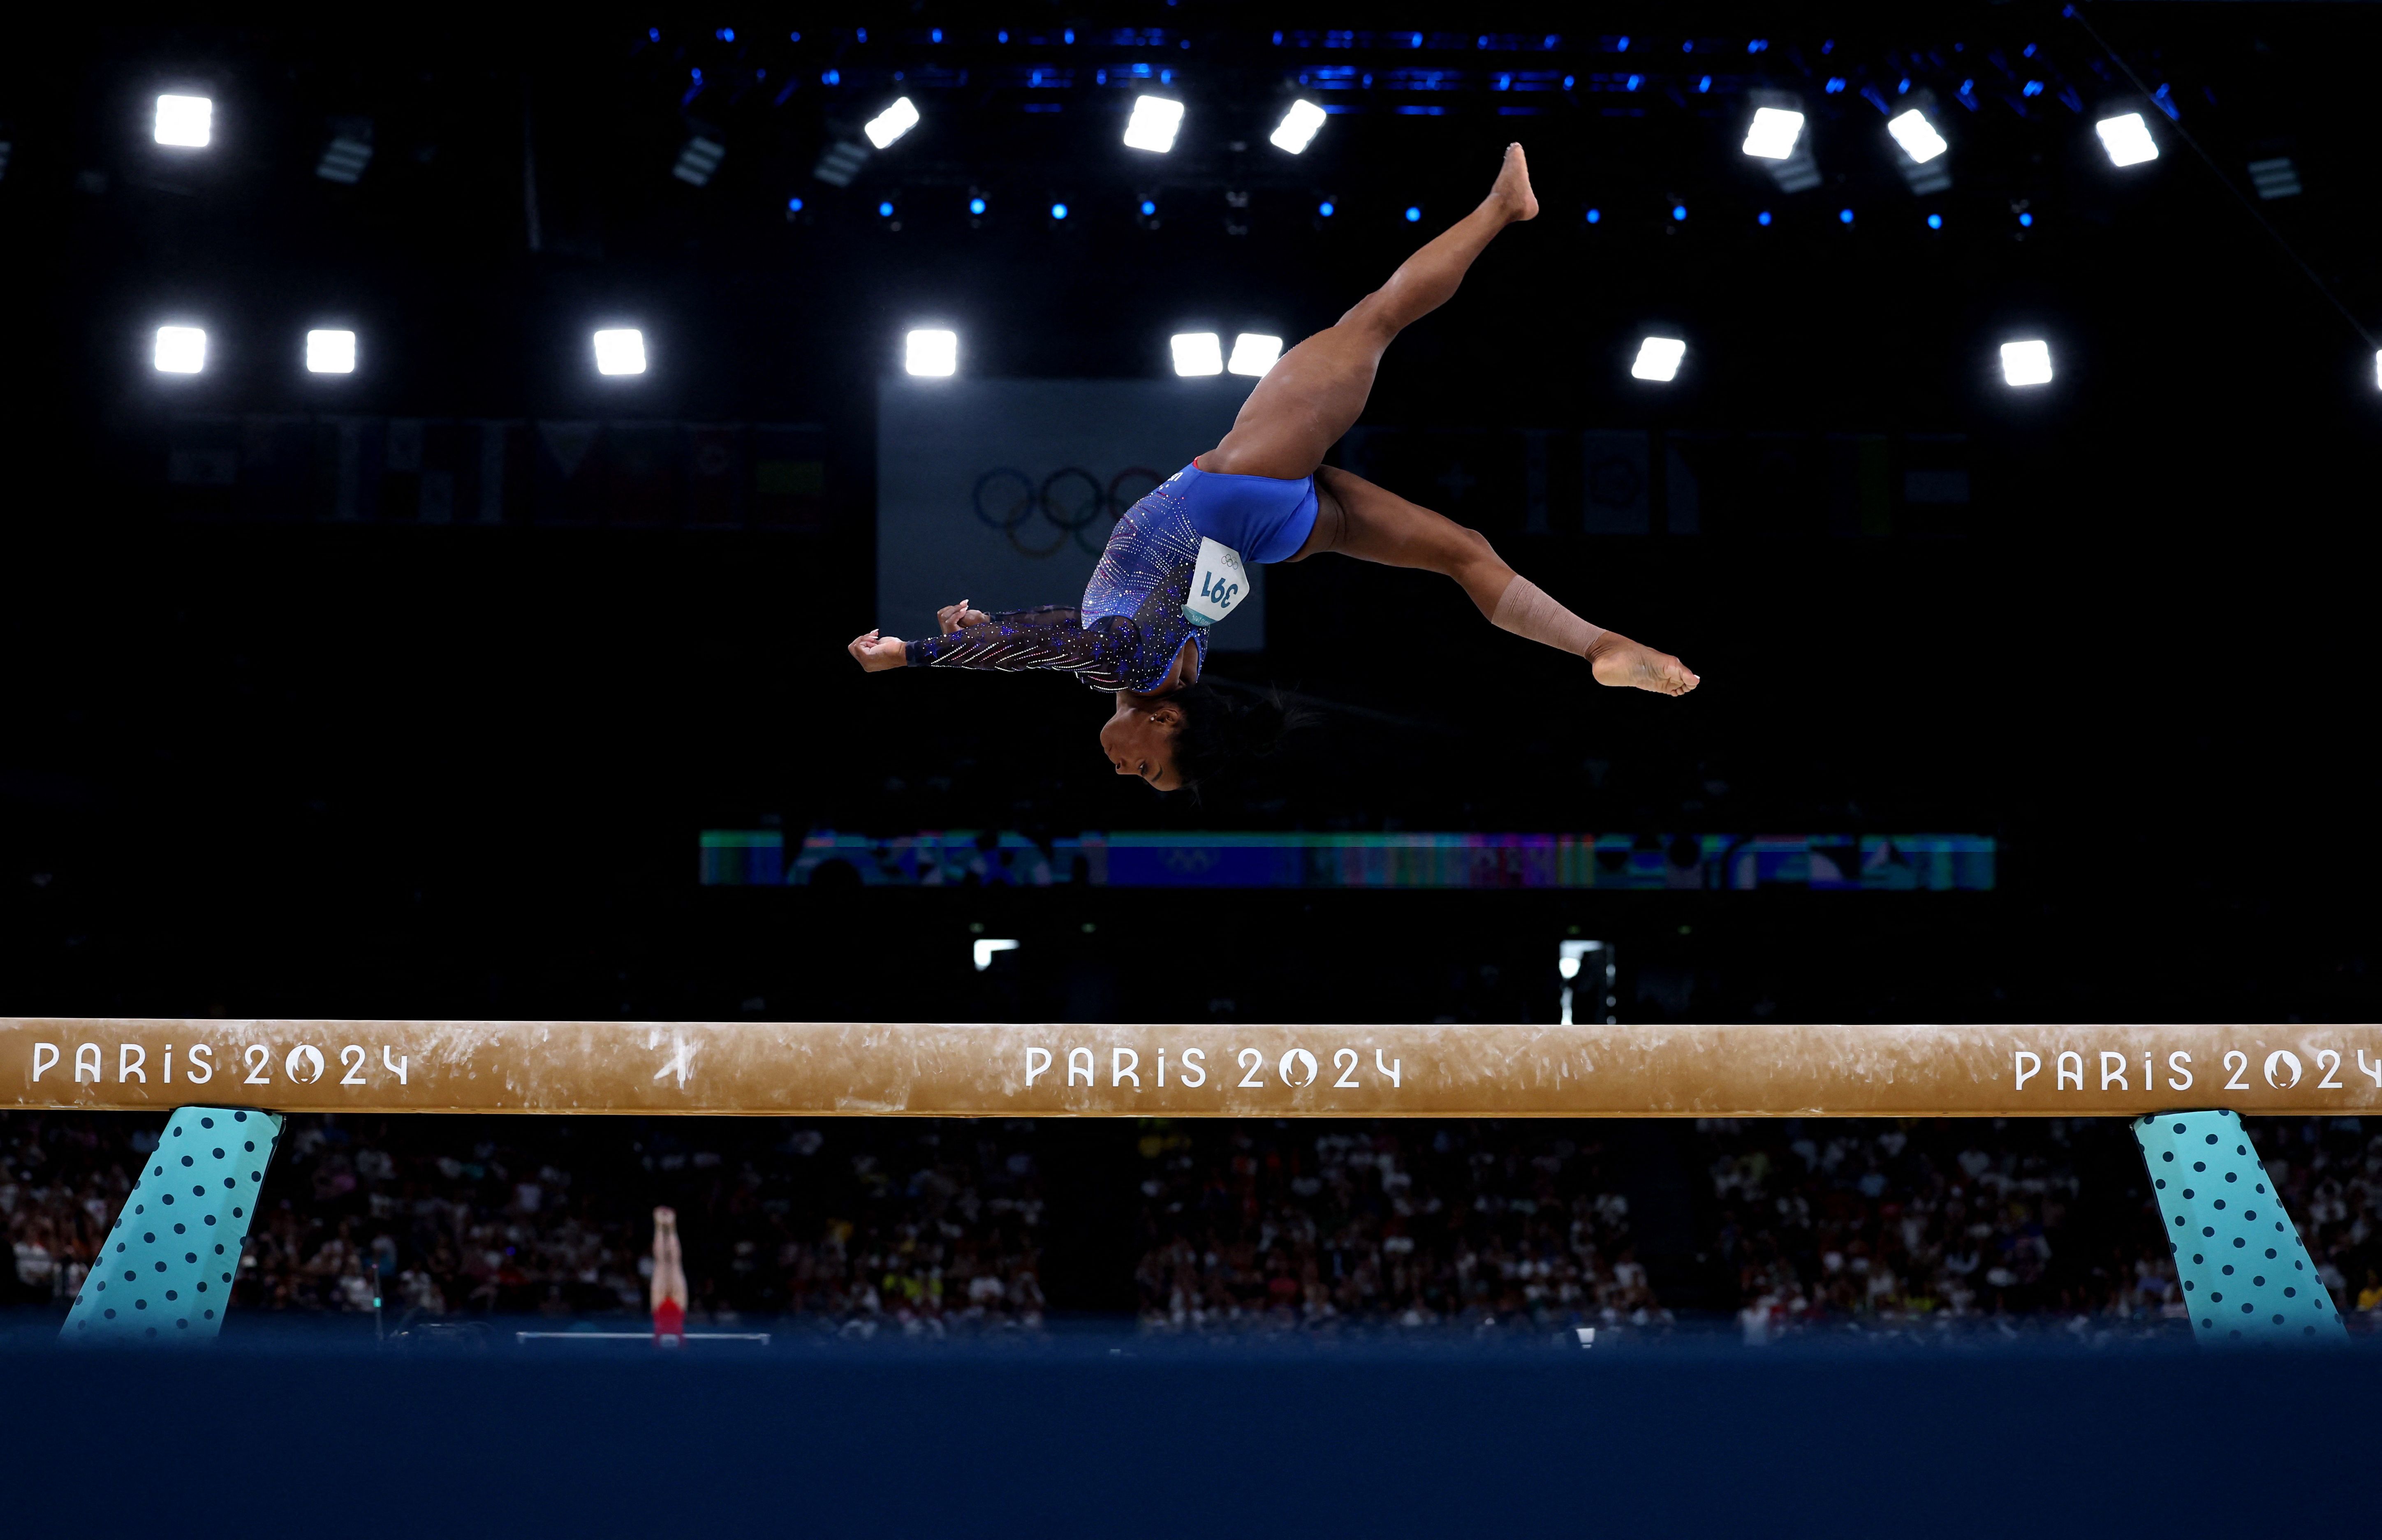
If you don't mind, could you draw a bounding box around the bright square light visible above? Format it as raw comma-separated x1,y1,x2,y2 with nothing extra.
863,96,919,149
305,329,356,374
1227,333,1283,376
1887,109,1948,164
153,326,206,373
1123,96,1185,154
1269,99,1327,155
2374,349,2382,391
154,94,213,148
2000,340,2053,387
593,328,646,375
1741,107,1804,160
905,328,958,377
2095,113,2159,168
1630,336,1686,382
1170,332,1224,377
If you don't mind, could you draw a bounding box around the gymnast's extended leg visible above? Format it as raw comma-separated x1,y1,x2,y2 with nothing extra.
1199,143,1539,482
1294,467,1699,696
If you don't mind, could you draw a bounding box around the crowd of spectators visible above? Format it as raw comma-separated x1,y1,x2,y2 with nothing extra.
7,1110,2376,1341
1696,1115,2382,1342
2,1111,1050,1337
1130,1121,1665,1337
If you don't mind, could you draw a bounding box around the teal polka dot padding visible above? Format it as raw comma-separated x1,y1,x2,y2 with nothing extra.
63,1107,284,1345
2135,1109,2345,1346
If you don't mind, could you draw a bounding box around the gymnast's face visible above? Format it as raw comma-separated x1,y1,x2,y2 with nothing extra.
1100,698,1184,792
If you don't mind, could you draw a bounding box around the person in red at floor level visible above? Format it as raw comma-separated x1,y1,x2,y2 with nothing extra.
651,1205,688,1348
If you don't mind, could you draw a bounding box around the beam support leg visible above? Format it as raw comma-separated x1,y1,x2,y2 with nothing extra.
65,1107,285,1343
2134,1110,2345,1345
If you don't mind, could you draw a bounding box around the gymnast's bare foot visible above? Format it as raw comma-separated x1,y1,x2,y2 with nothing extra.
1493,143,1539,223
1588,632,1699,697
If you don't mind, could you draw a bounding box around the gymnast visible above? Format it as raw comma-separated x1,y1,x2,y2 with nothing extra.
650,1205,688,1348
849,145,1697,792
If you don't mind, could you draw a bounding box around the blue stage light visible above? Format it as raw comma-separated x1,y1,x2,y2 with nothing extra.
1839,208,1854,224
1671,203,1687,221
2019,211,2033,227
1757,210,1772,225
786,196,803,213
1051,202,1069,220
878,201,894,217
1318,200,1335,217
1585,208,1601,223
823,69,840,86
1927,212,1942,229
1404,206,1421,222
1140,200,1156,216
1697,76,1711,92
970,197,986,215
1626,74,1642,90
1617,35,1629,51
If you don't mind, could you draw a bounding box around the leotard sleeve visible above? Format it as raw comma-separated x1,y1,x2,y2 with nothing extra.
903,607,1136,691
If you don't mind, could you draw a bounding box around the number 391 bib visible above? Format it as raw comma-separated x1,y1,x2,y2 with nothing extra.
1183,537,1249,627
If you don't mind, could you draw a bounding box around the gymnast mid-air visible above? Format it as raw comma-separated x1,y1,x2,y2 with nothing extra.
850,145,1697,792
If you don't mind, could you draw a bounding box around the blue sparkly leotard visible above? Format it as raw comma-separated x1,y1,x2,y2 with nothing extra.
903,460,1319,693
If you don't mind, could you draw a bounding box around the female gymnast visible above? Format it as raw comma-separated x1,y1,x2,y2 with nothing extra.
650,1205,688,1348
849,145,1697,793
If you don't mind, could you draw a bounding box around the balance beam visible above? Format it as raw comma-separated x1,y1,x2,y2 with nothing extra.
8,1018,2380,1117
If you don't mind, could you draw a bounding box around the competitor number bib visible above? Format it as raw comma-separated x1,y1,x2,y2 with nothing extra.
1183,537,1249,627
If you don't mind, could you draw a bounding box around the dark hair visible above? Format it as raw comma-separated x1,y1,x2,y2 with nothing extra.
1164,682,1299,796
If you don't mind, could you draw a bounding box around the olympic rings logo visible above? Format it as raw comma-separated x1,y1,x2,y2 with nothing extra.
973,466,1168,557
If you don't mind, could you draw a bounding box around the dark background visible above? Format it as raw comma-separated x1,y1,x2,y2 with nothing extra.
2,5,2377,1031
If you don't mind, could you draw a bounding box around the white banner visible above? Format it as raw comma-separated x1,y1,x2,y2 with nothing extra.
877,378,1265,650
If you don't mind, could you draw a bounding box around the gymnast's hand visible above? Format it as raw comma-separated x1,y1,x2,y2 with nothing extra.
847,630,907,671
937,599,991,634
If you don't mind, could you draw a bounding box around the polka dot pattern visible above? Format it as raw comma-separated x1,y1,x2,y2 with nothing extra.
2133,1109,2345,1346
62,1105,284,1346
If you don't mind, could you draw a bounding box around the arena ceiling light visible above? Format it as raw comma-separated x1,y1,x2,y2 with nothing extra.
1123,96,1185,154
1269,99,1326,155
671,134,725,186
863,96,920,150
315,118,373,184
152,325,206,374
1886,109,1948,165
1741,106,1805,161
1743,91,1820,194
2000,339,2053,387
1630,336,1686,383
2247,157,2301,199
1227,333,1283,376
971,938,1019,971
153,94,212,148
2095,112,2160,168
905,328,958,377
1885,93,1952,197
592,328,647,376
1170,332,1225,376
305,329,356,374
812,138,869,187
